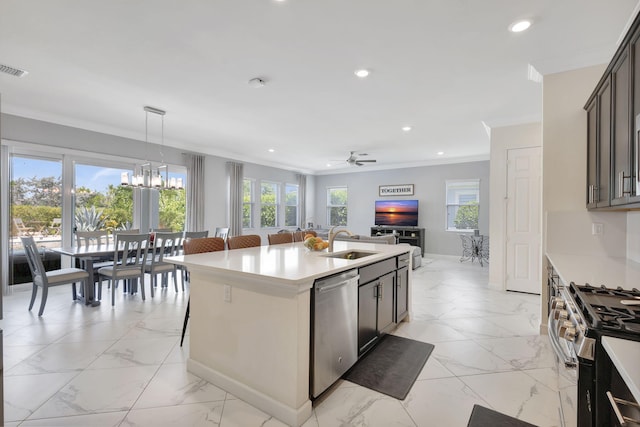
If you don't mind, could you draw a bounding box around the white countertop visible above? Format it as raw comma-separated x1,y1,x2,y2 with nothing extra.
602,336,640,403
167,241,410,290
546,253,640,288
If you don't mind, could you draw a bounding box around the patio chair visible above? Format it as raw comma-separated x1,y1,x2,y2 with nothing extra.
13,218,34,236
47,218,62,236
21,236,89,316
144,231,183,294
181,237,225,346
98,233,149,306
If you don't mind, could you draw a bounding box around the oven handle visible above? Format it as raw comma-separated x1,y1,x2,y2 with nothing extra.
547,313,577,368
606,391,640,426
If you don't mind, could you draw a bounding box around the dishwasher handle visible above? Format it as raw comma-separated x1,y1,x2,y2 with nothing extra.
316,275,359,293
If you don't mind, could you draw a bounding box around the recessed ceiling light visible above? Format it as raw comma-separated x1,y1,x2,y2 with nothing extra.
354,69,370,78
268,148,275,153
437,151,444,156
326,163,332,167
509,20,531,33
402,126,412,132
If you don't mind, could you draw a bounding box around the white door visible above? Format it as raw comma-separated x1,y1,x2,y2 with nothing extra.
506,147,542,294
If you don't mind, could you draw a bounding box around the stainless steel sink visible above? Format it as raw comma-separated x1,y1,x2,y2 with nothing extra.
321,250,379,260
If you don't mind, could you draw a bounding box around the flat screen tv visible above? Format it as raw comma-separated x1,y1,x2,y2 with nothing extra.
375,199,419,227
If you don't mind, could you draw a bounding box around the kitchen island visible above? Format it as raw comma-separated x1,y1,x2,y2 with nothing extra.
167,240,411,426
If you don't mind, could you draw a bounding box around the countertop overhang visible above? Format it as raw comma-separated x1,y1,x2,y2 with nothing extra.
167,241,411,296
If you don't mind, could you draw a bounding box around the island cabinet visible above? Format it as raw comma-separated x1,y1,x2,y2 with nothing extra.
167,241,412,427
357,255,409,355
396,252,410,323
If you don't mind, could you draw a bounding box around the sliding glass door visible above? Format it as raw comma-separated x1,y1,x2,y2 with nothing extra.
9,155,63,286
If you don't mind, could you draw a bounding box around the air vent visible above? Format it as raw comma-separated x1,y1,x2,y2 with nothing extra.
0,63,28,77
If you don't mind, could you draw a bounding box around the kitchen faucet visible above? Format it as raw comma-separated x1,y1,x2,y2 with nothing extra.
328,226,353,252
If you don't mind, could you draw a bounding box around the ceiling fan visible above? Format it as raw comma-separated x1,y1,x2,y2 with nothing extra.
344,151,377,166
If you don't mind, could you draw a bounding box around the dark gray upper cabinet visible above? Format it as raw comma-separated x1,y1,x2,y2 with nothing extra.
586,10,640,210
612,48,632,206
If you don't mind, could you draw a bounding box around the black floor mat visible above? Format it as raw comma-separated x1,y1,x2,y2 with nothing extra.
467,405,538,427
342,334,434,400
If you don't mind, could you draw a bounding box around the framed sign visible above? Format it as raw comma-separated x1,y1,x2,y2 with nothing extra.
379,184,414,196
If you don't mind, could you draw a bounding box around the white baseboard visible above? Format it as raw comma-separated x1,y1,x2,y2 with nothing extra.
187,358,313,427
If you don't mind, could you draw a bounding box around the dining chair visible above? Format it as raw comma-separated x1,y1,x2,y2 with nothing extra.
184,230,209,239
267,232,293,245
292,231,305,242
13,218,34,236
214,227,229,241
75,230,112,296
98,233,149,306
144,231,183,294
21,236,90,316
227,234,262,250
181,236,225,347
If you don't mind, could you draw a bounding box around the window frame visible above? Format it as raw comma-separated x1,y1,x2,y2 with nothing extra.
260,180,280,229
284,183,299,227
243,178,254,229
445,179,480,232
326,186,348,227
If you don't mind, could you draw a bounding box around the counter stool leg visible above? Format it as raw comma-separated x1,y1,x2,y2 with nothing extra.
180,298,190,347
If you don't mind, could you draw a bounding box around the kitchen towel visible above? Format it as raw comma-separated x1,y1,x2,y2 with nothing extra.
342,334,434,400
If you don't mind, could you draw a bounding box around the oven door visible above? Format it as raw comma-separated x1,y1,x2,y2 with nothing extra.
548,309,578,427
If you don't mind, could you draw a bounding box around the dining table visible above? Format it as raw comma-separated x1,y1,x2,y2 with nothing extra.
51,238,168,306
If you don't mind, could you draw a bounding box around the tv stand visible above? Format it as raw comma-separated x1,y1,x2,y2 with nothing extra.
371,226,425,253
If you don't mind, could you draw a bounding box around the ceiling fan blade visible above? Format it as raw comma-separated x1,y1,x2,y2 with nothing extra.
356,159,376,163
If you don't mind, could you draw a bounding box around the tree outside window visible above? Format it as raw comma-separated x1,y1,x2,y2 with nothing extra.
285,184,298,227
327,187,348,226
243,178,253,228
446,180,479,231
261,181,279,228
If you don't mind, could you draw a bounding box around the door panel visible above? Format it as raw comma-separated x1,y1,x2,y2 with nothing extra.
506,147,541,294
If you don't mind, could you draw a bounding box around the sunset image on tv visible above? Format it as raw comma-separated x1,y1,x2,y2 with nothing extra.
375,200,419,226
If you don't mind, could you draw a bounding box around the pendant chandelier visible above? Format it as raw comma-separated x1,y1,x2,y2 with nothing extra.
120,106,184,190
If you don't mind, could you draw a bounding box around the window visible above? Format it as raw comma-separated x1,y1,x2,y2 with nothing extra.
243,178,254,228
327,186,348,226
261,181,279,228
284,184,298,227
158,170,187,231
75,163,134,231
446,180,479,231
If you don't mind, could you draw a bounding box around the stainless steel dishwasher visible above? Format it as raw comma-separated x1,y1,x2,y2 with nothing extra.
311,268,359,398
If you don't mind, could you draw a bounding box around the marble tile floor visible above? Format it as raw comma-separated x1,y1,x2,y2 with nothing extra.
2,254,561,427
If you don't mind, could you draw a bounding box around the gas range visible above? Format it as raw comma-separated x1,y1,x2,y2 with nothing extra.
549,281,640,427
568,283,640,336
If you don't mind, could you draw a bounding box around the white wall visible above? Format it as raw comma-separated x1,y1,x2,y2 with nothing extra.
488,122,542,290
541,65,637,322
312,161,490,255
